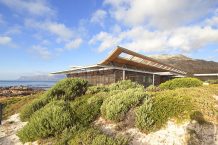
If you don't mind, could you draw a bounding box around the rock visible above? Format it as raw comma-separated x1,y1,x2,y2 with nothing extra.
187,121,218,145
0,86,43,97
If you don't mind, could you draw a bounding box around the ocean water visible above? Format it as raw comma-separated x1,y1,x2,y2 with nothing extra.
0,80,57,89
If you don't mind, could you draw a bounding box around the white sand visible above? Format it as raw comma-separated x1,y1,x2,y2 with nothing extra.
0,114,27,145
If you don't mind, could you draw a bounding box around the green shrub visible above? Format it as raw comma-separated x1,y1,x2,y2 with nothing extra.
71,94,105,127
135,90,193,133
159,77,203,90
109,80,144,91
146,85,160,92
69,127,129,145
86,86,109,94
180,87,217,122
135,85,218,133
54,127,78,145
101,88,146,122
46,78,88,101
17,101,75,143
20,94,48,121
20,78,88,121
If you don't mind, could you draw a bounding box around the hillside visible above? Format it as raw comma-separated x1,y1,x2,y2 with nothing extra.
1,78,215,145
151,54,218,74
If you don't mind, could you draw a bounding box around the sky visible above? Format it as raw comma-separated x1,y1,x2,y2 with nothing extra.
0,0,218,80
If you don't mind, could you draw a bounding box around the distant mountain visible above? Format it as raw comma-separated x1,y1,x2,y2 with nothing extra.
151,54,218,74
18,74,65,81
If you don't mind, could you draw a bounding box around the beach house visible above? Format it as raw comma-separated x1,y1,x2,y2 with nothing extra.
52,46,187,86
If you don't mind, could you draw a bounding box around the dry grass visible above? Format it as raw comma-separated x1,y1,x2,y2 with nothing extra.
0,92,43,119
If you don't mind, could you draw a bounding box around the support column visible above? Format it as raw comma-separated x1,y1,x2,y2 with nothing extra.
152,74,155,86
123,70,126,80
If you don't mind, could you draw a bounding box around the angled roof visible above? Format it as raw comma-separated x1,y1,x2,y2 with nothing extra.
51,46,187,75
100,46,187,75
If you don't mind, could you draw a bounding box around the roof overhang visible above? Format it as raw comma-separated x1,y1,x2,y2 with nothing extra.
194,73,218,77
52,64,184,77
100,46,187,75
51,46,187,76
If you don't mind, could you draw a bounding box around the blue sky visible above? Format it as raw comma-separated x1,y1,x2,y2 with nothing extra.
0,0,218,80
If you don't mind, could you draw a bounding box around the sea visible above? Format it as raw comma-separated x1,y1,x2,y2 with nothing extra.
0,80,57,89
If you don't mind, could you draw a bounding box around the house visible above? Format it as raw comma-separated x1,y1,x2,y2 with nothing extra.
52,46,187,86
193,73,218,81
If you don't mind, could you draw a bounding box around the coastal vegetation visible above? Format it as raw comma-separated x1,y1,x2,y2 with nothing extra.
19,78,88,121
159,77,203,90
1,77,216,144
101,88,146,122
207,79,218,84
0,93,40,119
135,87,217,132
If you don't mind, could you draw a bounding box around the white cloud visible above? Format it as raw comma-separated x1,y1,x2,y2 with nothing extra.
104,0,217,29
0,36,12,45
65,38,83,50
89,32,121,52
0,0,55,17
90,26,218,53
31,45,52,60
90,1,218,53
25,19,74,41
167,26,218,51
206,16,218,27
90,9,107,26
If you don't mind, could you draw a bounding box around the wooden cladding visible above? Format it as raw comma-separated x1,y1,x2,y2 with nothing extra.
66,69,170,86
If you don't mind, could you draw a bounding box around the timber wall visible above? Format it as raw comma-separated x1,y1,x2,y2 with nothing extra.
66,69,171,86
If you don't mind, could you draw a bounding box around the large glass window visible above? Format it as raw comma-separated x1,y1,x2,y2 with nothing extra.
143,75,153,84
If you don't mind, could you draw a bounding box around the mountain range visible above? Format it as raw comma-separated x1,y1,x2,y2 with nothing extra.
17,74,65,81
151,54,218,74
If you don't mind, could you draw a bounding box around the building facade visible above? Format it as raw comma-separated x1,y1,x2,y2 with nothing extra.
52,46,187,87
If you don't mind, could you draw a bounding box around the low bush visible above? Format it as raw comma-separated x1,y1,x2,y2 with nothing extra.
159,77,203,90
46,78,88,101
69,127,129,145
54,127,78,145
182,87,217,122
135,86,217,133
146,85,160,92
101,88,147,122
20,78,88,121
17,101,75,143
19,94,48,121
108,80,144,91
71,94,104,126
86,85,109,94
135,90,193,133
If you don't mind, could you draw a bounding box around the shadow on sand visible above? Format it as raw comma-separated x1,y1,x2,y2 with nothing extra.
186,111,217,145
